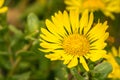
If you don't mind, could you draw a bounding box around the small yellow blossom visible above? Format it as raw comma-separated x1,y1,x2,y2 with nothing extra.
104,46,120,78
0,0,8,13
40,10,109,71
64,0,120,19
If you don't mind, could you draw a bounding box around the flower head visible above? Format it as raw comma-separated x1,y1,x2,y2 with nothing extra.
104,46,120,78
40,10,109,71
64,0,120,19
0,0,8,13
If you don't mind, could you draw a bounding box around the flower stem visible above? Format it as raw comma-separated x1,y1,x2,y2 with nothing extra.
70,67,85,80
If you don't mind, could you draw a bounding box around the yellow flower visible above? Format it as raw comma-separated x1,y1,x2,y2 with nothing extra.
104,46,120,78
64,0,120,19
40,10,109,71
0,0,8,13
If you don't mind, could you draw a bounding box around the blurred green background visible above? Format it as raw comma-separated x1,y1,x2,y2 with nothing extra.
0,0,120,80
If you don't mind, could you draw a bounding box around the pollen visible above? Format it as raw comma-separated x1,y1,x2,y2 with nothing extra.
62,34,90,56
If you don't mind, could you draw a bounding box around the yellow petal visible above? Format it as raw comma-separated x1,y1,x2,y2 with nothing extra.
89,50,106,61
51,12,66,35
90,32,109,49
79,10,88,34
45,50,64,60
63,11,71,33
40,28,61,43
0,0,4,7
90,42,107,50
90,32,109,50
87,21,108,42
66,6,79,10
105,0,120,13
80,56,89,71
112,46,118,56
40,34,60,43
39,48,52,53
45,19,58,35
65,0,80,7
64,0,74,6
41,28,61,39
70,10,79,32
63,54,73,64
0,7,8,13
68,56,78,68
84,12,94,34
40,41,62,50
103,11,115,20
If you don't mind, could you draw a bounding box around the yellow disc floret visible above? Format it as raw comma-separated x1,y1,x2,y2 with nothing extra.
63,34,90,56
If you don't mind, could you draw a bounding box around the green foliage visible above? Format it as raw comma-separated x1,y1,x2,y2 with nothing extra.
27,13,39,34
115,56,120,65
91,62,112,80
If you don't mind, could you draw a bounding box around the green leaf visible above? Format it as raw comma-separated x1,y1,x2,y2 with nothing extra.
0,51,8,55
70,67,85,80
27,13,39,34
93,62,112,79
12,72,31,80
0,74,4,80
0,55,11,70
53,62,68,80
16,51,38,61
9,25,23,38
115,56,120,65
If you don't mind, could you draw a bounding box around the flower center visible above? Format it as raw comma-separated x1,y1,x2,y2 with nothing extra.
62,34,90,56
83,0,105,10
